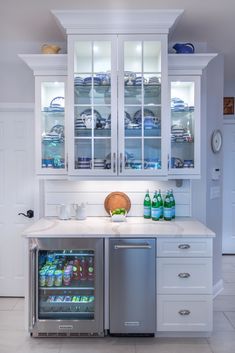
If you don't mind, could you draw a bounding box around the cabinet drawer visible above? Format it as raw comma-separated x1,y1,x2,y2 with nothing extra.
157,295,212,332
157,258,212,294
157,238,212,257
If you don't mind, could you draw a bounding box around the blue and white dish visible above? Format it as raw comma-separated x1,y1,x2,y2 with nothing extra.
171,97,188,111
133,108,154,125
50,124,64,137
83,76,101,86
183,159,194,168
74,76,84,86
95,73,110,85
148,76,160,85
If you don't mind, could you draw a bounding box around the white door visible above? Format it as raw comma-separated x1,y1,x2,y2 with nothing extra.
223,123,235,253
0,108,35,296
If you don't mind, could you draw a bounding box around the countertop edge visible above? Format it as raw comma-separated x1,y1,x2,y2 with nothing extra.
22,217,216,238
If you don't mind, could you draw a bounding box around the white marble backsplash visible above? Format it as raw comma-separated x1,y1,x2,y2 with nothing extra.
44,179,191,217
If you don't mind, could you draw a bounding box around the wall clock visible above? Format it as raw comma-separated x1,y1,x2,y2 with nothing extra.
211,129,222,153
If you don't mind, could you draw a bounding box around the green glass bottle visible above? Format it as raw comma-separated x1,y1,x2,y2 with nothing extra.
157,189,163,219
163,190,172,221
143,189,151,219
151,190,161,221
169,189,175,219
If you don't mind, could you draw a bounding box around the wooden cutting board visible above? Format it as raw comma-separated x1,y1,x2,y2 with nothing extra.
104,192,131,214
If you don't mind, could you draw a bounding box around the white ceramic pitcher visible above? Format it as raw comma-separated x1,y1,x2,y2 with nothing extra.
57,204,71,220
73,203,87,220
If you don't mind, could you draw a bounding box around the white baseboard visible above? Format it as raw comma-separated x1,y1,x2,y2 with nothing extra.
213,279,224,298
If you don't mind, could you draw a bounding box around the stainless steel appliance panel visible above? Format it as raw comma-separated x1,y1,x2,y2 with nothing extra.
109,238,156,334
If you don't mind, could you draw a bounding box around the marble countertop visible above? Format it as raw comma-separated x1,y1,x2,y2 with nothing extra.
22,217,215,238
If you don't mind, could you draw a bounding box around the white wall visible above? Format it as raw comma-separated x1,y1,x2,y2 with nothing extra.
0,40,66,103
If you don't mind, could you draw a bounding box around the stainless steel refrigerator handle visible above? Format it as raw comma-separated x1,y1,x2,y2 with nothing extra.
114,244,152,249
29,247,36,330
113,152,116,173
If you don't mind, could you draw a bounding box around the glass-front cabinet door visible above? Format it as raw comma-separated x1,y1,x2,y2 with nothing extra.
35,77,66,175
68,34,168,177
118,35,168,176
68,35,117,175
169,76,200,176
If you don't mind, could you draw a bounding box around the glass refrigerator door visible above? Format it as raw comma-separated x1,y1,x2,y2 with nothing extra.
170,80,196,172
40,81,66,172
38,249,95,320
120,38,163,175
73,39,116,175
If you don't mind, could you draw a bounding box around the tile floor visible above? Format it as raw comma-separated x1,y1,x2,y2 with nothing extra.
1,255,235,353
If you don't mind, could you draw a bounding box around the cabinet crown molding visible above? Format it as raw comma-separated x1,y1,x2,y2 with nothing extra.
168,53,218,75
18,54,67,76
51,9,184,35
19,53,217,76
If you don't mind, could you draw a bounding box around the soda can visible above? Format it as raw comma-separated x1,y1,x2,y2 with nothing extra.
39,270,46,287
64,296,71,302
46,270,55,287
46,253,54,265
54,270,63,287
63,270,71,286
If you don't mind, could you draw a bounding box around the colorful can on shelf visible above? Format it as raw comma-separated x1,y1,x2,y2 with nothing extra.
54,270,63,286
46,270,55,287
39,270,46,287
46,253,54,265
63,269,71,286
64,296,72,302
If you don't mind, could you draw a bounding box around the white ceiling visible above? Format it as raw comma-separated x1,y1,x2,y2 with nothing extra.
1,0,234,81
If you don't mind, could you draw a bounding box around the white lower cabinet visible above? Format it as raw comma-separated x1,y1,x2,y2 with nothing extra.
157,258,212,294
157,295,212,332
156,237,213,334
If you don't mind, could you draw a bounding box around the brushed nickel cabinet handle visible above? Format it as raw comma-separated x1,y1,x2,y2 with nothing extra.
178,244,190,250
178,309,191,316
120,153,123,173
178,272,191,278
113,152,116,173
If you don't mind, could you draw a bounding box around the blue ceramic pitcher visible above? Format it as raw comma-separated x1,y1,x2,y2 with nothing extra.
173,43,195,54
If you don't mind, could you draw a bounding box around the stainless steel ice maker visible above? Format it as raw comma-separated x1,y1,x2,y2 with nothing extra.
109,238,156,335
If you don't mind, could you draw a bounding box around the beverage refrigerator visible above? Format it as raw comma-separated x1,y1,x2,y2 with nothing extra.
28,238,104,337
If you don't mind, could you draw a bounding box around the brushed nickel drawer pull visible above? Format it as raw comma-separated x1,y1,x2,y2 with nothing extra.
178,272,191,278
178,309,191,316
178,244,190,249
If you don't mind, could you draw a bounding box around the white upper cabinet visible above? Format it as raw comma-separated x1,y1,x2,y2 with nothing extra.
54,9,182,178
18,55,67,177
168,54,217,178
